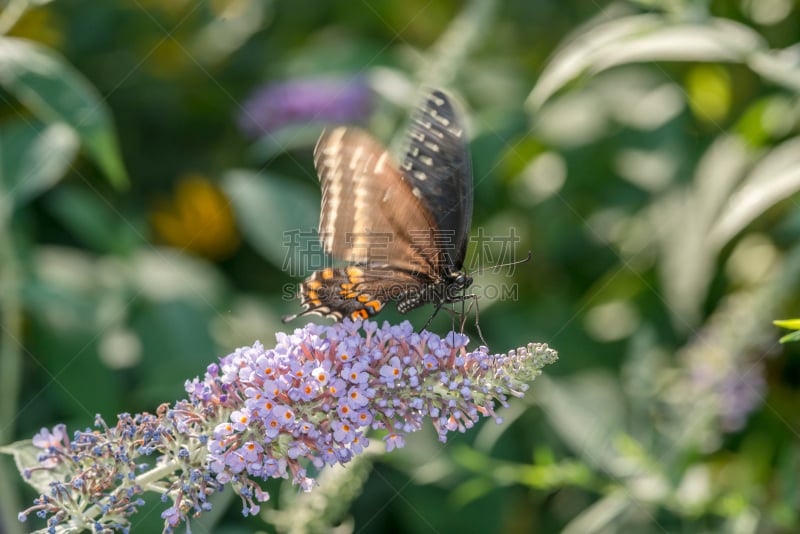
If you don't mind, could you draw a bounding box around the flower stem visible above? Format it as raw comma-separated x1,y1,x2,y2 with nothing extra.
0,225,25,534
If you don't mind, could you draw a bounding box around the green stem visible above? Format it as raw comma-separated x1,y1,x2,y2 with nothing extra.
417,0,498,89
0,227,25,534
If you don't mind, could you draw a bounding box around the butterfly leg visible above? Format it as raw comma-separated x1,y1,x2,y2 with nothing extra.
420,301,445,332
438,294,488,347
461,294,487,347
452,294,487,347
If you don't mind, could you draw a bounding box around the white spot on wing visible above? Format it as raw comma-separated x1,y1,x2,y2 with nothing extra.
320,128,346,156
424,141,440,152
321,166,343,250
374,151,389,173
349,146,363,170
353,168,371,251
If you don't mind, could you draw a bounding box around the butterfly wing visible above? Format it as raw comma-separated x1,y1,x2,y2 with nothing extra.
283,90,474,324
314,126,441,275
287,264,427,322
400,90,473,269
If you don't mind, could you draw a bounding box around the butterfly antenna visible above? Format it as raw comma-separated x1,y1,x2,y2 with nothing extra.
470,250,532,277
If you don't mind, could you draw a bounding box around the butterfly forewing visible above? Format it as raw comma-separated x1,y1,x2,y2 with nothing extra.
314,127,441,275
401,90,473,268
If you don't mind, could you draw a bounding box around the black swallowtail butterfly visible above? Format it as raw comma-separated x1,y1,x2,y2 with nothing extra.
282,89,473,324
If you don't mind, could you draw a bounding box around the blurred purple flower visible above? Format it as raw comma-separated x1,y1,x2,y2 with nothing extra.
688,348,768,433
237,77,372,138
718,363,767,432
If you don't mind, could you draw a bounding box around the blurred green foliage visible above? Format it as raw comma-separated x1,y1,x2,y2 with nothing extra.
2,0,800,532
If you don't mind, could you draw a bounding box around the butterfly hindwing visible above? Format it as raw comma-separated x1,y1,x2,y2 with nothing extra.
296,264,433,322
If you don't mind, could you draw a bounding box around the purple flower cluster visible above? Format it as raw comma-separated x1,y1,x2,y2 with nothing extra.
237,77,372,138
18,411,199,534
14,319,557,533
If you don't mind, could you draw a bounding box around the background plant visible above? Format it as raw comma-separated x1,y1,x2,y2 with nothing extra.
2,0,800,532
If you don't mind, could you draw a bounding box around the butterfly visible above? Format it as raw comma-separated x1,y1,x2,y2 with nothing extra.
282,89,474,326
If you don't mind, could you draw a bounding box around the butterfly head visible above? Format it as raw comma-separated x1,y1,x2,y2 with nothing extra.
445,269,472,300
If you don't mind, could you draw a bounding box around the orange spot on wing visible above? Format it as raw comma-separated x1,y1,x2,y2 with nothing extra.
346,266,365,284
307,279,322,290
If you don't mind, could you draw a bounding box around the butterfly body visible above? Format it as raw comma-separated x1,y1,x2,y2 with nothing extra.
283,89,473,324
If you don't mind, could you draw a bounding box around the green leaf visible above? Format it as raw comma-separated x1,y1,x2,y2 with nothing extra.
128,248,228,304
222,169,318,270
779,331,800,344
190,0,271,64
561,491,634,534
0,120,78,216
44,185,141,253
709,136,800,251
0,37,128,188
774,319,800,330
536,373,626,473
527,15,769,110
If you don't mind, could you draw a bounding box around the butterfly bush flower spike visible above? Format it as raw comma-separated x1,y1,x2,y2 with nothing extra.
13,320,557,533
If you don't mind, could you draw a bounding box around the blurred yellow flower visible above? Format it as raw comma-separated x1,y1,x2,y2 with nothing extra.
151,175,240,260
686,65,731,125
